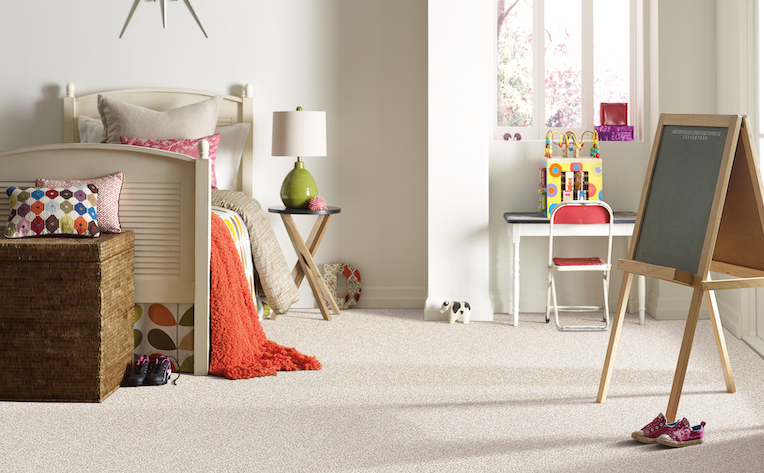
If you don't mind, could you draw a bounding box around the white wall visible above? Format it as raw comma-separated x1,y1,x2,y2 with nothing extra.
426,0,493,321
1,0,753,323
0,0,428,310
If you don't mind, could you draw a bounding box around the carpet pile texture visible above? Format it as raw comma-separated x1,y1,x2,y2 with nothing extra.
4,307,764,472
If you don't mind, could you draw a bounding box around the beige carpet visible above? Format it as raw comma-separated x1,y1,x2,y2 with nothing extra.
2,309,763,472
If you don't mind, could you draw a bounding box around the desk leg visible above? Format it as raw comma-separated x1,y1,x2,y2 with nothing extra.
638,275,646,325
511,225,521,326
281,214,340,320
292,215,333,288
506,225,513,321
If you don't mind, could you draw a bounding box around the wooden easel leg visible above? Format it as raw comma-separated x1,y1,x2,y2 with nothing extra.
703,275,736,393
666,286,705,422
597,272,633,403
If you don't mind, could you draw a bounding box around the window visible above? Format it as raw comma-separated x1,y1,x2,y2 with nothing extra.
496,0,638,140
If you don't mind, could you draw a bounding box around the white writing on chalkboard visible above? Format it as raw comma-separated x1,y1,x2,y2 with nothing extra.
671,129,724,140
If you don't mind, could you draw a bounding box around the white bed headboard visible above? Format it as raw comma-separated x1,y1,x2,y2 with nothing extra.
60,82,256,376
62,82,255,197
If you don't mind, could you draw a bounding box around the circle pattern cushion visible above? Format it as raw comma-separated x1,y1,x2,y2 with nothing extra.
5,184,99,238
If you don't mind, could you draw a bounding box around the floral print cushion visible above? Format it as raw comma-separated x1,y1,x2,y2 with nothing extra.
120,134,221,189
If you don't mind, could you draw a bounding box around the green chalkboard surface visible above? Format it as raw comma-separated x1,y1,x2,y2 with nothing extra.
634,125,729,275
601,115,759,418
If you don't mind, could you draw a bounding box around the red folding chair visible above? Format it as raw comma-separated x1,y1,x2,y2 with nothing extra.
546,201,614,331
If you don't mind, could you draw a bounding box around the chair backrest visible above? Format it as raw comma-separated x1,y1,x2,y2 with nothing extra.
551,202,611,225
548,201,614,266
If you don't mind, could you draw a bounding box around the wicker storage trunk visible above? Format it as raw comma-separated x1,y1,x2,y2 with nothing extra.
0,231,135,402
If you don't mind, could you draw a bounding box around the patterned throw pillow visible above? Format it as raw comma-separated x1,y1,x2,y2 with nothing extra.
120,134,221,189
5,185,99,238
36,172,123,233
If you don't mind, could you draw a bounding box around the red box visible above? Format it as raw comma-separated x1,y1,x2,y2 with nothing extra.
600,103,628,126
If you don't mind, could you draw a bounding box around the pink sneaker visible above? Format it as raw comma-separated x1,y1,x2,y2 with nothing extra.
657,418,705,447
631,413,680,443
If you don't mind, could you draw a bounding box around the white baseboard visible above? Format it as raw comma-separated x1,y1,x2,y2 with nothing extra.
490,289,510,314
490,288,640,315
291,285,427,310
356,285,427,308
742,335,764,360
721,306,743,339
647,299,711,320
648,292,743,339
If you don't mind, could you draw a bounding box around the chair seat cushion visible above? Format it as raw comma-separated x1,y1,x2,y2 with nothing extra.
553,256,604,266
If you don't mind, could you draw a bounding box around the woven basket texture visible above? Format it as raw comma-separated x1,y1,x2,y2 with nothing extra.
0,231,135,402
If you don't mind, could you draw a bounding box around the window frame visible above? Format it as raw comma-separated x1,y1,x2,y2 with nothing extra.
495,0,643,142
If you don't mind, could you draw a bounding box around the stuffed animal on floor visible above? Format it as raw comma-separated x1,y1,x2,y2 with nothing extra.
440,300,471,324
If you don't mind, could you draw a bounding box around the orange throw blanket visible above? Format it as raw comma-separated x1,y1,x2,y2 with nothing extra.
208,213,321,379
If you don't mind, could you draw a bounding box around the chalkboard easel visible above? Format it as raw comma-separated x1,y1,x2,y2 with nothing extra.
597,114,764,422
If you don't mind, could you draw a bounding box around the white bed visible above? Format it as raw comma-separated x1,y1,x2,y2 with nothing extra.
0,83,259,376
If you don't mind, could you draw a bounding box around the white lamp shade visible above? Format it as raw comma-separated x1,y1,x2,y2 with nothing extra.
271,111,327,157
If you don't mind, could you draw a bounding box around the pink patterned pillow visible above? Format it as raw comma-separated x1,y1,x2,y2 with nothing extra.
36,172,123,233
120,134,221,189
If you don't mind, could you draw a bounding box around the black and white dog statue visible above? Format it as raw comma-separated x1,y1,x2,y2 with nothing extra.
440,300,471,324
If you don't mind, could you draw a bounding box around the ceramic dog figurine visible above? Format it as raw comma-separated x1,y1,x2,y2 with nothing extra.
440,300,471,324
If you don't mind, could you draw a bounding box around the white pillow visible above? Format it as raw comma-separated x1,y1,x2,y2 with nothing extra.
214,123,250,190
98,94,222,144
78,116,104,143
76,116,249,190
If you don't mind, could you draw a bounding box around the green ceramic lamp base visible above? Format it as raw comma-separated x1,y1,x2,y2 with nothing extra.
280,161,318,209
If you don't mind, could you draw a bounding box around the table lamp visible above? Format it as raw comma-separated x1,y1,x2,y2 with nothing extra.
272,108,327,209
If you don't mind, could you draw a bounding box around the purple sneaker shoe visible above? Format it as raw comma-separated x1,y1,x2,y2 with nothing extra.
657,418,705,447
631,413,680,443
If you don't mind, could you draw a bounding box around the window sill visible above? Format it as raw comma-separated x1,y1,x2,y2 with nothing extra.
493,138,645,144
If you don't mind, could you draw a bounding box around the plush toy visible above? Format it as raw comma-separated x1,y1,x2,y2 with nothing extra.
440,300,471,324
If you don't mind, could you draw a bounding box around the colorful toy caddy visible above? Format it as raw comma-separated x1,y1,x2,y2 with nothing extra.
539,130,604,218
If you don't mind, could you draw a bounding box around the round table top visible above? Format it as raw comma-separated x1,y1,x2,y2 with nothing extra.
268,205,341,215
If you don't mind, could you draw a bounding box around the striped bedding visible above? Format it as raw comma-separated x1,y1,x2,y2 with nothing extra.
211,205,261,317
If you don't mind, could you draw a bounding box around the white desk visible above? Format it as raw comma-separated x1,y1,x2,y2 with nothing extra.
505,211,645,327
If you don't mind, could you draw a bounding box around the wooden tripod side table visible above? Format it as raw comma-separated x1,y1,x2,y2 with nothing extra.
268,206,342,320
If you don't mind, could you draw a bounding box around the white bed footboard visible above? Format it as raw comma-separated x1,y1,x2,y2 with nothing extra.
0,143,212,375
